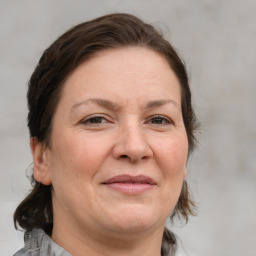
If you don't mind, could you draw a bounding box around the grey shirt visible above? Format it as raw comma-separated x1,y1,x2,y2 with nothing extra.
13,229,196,256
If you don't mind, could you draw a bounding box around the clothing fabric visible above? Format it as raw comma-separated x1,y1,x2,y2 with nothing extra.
13,228,196,256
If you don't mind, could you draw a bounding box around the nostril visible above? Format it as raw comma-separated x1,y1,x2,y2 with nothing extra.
120,155,128,158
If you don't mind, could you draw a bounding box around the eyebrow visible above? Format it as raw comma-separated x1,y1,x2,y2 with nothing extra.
71,98,119,112
70,98,180,113
145,99,180,110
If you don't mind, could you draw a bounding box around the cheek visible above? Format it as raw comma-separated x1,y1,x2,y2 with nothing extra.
49,133,110,184
49,135,104,209
156,135,188,174
155,134,188,207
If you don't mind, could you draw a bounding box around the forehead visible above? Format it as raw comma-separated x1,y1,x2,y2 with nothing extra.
79,47,175,78
60,47,181,106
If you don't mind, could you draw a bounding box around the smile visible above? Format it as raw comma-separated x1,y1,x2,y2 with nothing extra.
102,175,157,194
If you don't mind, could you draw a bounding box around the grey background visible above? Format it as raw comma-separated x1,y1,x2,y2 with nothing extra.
1,0,255,255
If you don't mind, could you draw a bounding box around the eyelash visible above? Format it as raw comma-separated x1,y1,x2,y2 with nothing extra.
81,114,109,125
147,115,173,125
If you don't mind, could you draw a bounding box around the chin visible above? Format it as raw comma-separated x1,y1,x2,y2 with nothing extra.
105,206,164,234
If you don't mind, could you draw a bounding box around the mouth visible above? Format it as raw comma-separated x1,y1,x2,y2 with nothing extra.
102,175,157,194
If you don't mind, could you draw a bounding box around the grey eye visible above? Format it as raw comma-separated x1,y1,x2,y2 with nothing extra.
150,116,171,124
82,115,108,125
88,117,105,123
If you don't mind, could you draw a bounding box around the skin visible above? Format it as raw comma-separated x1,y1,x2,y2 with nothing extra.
31,47,189,256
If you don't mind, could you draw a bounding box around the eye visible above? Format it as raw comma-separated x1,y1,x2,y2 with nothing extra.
147,115,172,125
81,115,108,125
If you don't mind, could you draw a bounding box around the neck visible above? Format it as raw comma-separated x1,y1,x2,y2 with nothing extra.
51,221,164,256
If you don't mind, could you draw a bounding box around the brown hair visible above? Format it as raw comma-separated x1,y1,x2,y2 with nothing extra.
14,13,197,234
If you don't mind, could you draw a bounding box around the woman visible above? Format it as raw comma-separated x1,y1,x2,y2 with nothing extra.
13,13,198,256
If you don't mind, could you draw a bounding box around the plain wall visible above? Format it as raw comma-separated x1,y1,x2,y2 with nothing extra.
1,1,255,255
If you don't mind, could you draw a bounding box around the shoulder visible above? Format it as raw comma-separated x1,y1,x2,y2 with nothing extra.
13,229,71,256
162,227,199,256
13,248,27,256
173,234,199,256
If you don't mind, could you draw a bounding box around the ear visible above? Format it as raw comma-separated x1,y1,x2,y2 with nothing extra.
30,137,52,185
183,166,188,180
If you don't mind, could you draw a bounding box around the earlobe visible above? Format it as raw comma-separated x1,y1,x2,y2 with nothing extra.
30,137,52,185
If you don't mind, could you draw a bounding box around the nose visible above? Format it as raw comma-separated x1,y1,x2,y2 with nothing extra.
112,122,153,162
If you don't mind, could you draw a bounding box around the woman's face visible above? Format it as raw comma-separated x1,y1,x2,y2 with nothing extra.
39,47,188,238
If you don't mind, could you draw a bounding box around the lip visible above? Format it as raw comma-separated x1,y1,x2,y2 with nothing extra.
102,175,157,194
